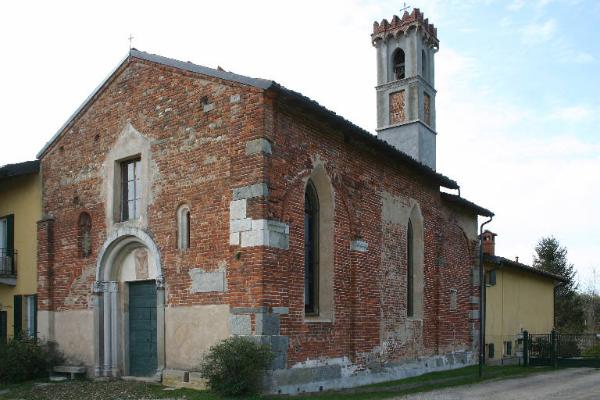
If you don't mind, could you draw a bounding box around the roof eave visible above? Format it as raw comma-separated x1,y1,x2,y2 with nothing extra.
484,254,567,283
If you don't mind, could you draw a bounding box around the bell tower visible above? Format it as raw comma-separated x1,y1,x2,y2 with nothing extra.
372,9,439,170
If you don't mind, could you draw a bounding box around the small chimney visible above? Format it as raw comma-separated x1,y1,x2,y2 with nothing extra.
515,256,519,263
482,230,497,256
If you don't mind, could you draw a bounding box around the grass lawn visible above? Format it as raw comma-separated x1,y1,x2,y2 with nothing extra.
0,365,553,400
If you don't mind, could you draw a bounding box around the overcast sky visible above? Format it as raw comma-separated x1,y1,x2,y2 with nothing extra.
1,0,598,289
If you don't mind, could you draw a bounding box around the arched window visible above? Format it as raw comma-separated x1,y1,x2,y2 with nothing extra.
407,219,414,317
421,50,427,77
393,49,406,80
406,204,424,319
78,212,92,258
177,205,191,250
304,181,319,315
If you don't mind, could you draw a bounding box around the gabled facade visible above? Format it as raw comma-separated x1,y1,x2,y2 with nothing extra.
0,161,41,343
36,9,493,393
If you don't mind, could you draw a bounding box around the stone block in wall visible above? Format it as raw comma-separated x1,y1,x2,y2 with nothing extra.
232,183,268,200
230,306,268,314
269,364,342,386
230,218,252,233
350,239,368,252
247,335,289,370
272,307,289,315
189,268,226,293
255,313,280,335
469,310,480,320
230,199,247,220
240,220,289,249
188,372,208,389
229,315,251,335
245,138,272,155
230,94,241,103
162,369,187,387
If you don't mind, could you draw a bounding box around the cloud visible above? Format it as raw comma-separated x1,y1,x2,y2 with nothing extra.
507,0,526,11
436,46,600,292
551,105,596,123
522,19,557,44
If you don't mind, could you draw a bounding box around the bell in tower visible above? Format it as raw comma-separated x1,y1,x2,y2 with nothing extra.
372,8,439,170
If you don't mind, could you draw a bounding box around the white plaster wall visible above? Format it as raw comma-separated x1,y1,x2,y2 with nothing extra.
165,304,230,370
40,310,94,366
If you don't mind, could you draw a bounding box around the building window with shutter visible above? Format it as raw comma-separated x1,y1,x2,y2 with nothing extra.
0,214,15,276
13,294,37,338
487,343,495,359
120,158,141,221
505,341,513,356
486,270,497,286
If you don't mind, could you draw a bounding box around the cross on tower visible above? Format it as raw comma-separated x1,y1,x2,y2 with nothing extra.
400,2,411,13
128,34,135,50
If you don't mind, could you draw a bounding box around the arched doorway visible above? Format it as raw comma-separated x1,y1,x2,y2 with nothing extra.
92,228,165,378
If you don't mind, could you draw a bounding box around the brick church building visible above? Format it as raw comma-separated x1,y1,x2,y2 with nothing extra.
36,9,492,393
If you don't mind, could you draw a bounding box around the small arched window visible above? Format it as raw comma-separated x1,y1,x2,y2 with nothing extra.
78,212,92,258
393,49,406,80
421,50,427,77
407,219,414,317
304,181,319,315
177,205,191,250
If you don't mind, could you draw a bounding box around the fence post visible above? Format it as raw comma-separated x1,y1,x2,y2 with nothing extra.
551,329,558,369
523,330,529,367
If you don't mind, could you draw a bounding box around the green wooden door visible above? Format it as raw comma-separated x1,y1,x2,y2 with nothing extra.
129,281,157,376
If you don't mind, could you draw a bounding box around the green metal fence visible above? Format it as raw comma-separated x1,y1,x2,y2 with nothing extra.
523,330,600,368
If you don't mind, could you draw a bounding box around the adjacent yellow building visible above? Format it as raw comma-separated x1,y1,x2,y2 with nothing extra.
0,160,41,342
482,230,565,364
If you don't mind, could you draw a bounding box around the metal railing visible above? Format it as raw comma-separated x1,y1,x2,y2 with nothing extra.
524,330,600,367
0,248,17,276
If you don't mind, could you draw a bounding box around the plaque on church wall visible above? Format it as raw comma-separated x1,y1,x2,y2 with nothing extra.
389,90,406,125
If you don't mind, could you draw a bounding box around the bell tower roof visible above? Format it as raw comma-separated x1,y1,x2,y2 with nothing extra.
371,8,439,49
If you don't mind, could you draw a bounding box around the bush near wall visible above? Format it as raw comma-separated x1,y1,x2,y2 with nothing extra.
199,336,273,396
0,337,62,383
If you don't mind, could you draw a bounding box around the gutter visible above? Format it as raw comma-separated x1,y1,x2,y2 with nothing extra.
479,215,493,377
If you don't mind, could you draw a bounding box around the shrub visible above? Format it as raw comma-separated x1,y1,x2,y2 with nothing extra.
199,336,273,396
558,340,580,358
582,345,600,357
0,337,62,383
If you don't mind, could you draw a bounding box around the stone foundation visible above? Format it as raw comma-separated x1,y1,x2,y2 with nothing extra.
265,351,474,395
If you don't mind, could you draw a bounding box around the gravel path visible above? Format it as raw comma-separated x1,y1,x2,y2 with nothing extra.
392,368,600,400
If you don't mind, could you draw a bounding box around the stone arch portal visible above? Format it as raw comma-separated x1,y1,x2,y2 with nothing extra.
92,227,165,378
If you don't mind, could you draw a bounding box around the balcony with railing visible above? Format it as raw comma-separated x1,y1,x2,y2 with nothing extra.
0,248,17,286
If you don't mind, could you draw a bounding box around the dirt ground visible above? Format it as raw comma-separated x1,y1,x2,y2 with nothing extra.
392,368,600,400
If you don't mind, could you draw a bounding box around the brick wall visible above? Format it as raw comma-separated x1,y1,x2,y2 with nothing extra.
38,58,269,313
264,102,479,366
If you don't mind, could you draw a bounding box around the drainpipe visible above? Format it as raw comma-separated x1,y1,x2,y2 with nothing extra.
479,215,493,378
